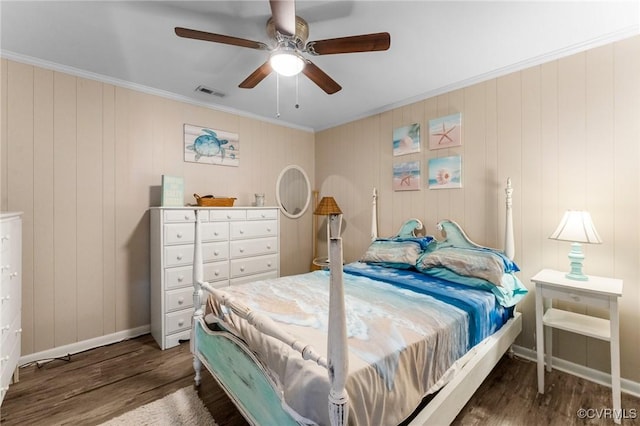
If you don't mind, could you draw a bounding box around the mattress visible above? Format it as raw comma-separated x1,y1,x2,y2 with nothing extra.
205,262,514,426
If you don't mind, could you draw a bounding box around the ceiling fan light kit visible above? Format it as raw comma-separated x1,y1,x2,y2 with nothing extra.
270,48,305,77
175,0,390,98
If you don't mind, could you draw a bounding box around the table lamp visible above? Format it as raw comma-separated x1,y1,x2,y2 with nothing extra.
314,196,342,263
549,210,602,281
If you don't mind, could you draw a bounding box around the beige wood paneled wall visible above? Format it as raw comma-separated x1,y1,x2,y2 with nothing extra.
315,35,640,382
0,58,314,356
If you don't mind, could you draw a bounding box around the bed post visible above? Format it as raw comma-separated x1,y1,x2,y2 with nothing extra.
371,188,378,241
327,213,349,426
504,178,515,260
191,208,204,387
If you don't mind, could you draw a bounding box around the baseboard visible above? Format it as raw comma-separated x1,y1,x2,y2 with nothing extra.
512,345,640,399
18,325,151,367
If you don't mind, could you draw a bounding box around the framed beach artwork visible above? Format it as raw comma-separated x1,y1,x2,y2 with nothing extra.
184,124,240,167
428,113,462,150
393,161,421,191
393,123,421,156
428,155,462,189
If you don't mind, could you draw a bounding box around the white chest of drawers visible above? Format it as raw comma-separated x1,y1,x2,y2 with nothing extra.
150,207,279,349
1,212,22,405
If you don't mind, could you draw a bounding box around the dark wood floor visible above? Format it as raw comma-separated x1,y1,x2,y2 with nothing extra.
1,334,638,425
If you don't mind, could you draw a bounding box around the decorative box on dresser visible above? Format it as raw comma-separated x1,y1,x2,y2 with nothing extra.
1,212,22,405
150,207,279,349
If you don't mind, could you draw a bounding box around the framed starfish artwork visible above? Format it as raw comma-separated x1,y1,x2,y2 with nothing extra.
393,161,421,191
184,124,240,166
428,113,462,150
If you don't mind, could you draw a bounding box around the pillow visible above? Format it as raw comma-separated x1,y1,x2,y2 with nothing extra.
420,267,528,307
361,236,434,269
416,246,509,286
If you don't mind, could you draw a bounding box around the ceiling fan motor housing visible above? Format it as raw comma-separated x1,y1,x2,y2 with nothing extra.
266,16,309,49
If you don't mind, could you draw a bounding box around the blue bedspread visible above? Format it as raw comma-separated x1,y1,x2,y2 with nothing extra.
343,262,513,350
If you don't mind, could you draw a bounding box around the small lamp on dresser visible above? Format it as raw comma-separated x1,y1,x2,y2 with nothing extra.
313,196,342,268
549,210,602,281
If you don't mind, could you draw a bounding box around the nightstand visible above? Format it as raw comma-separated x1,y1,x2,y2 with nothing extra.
532,269,623,424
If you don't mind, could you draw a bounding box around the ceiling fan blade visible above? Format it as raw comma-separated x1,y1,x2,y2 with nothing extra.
307,32,390,55
302,60,341,95
239,62,273,89
269,0,296,36
175,27,268,50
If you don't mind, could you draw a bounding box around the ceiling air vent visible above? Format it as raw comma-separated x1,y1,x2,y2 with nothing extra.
195,85,225,98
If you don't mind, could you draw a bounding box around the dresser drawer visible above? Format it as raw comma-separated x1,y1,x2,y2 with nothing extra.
209,209,246,221
165,287,194,313
230,254,278,278
164,222,228,245
1,314,20,355
230,220,277,240
165,309,192,334
164,241,229,268
230,237,277,258
165,262,230,290
164,210,197,223
231,271,278,286
1,335,20,391
247,209,278,220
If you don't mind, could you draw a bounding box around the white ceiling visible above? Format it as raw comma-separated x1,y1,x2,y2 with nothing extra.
1,1,638,132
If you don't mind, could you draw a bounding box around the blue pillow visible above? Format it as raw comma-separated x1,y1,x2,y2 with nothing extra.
420,267,528,307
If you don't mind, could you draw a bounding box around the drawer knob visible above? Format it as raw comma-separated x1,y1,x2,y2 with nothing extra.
177,276,184,282
177,232,183,239
266,244,271,250
1,295,9,302
1,325,9,332
239,248,245,253
267,262,272,267
227,214,232,219
214,231,219,236
267,227,271,232
261,213,266,218
184,215,190,220
2,264,10,271
1,235,10,241
214,270,220,276
240,266,245,272
177,254,183,260
239,229,244,234
1,355,9,363
214,250,220,256
178,297,184,305
10,272,18,278
178,319,184,327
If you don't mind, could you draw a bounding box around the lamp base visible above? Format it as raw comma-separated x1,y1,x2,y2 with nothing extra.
565,242,589,281
565,271,588,281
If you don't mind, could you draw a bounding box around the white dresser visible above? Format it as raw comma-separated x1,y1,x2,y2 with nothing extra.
1,212,22,405
150,207,279,349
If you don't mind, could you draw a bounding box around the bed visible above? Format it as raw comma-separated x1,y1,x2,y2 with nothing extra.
190,179,526,426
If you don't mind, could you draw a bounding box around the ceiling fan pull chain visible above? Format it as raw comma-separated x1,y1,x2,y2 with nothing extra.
276,73,281,118
295,74,300,109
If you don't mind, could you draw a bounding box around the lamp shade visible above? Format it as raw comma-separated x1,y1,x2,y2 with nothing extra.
549,210,602,244
314,196,342,215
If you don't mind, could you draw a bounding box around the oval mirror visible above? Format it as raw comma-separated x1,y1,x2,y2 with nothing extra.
276,165,311,219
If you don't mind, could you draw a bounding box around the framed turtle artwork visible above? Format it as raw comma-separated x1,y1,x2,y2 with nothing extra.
184,124,240,167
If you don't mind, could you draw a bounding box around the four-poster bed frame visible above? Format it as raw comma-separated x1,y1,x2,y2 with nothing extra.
190,179,521,425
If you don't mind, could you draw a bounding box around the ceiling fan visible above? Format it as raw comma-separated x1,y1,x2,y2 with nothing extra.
175,0,390,95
